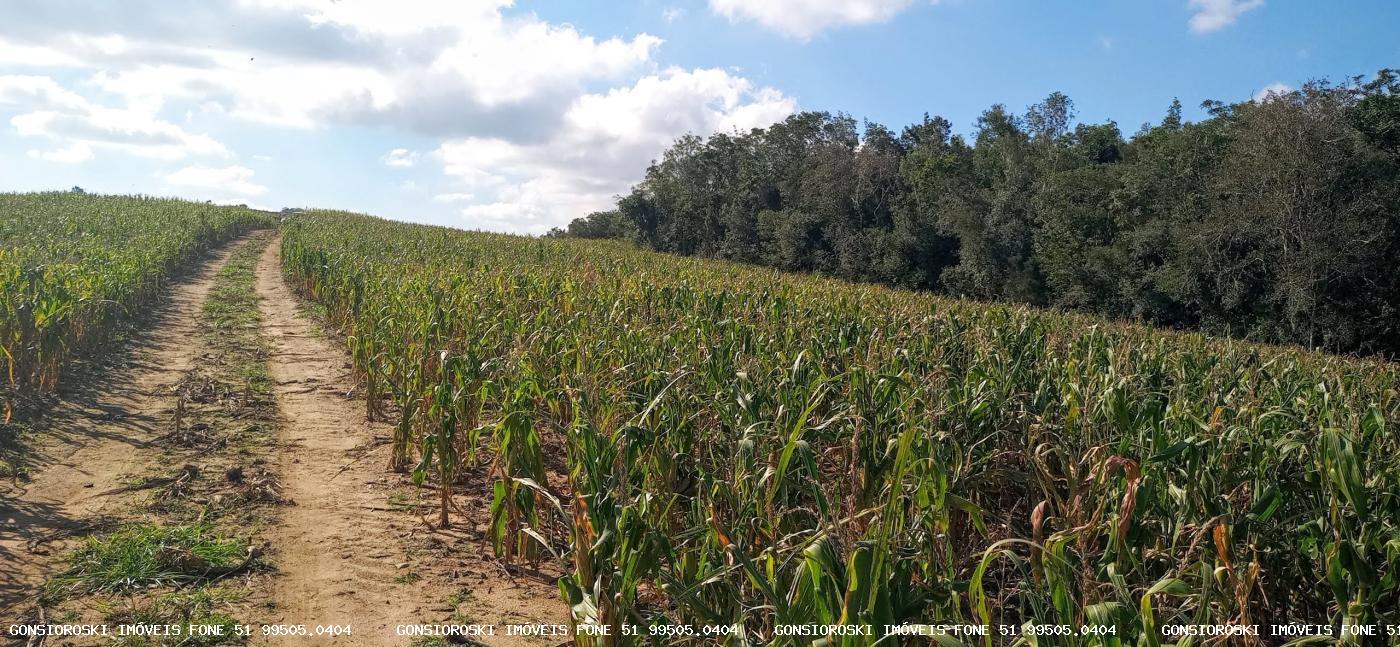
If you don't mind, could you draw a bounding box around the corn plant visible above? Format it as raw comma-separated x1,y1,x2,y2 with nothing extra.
281,209,1400,642
1,192,270,423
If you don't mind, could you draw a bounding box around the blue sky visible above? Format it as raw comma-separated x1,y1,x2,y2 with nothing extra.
1,0,1396,234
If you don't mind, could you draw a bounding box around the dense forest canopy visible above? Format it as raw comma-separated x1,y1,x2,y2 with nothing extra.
551,70,1400,356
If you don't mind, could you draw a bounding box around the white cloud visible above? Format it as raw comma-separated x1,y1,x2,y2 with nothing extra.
663,7,687,23
54,2,660,137
89,61,395,130
1187,0,1264,34
426,22,660,109
438,67,795,234
460,201,545,231
164,164,267,196
1252,82,1292,102
10,109,226,160
709,0,918,39
383,148,419,167
0,74,226,160
27,142,93,163
0,75,88,110
0,1,795,233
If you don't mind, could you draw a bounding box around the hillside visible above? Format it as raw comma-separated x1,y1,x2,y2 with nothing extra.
283,209,1400,638
565,71,1400,358
5,196,1398,642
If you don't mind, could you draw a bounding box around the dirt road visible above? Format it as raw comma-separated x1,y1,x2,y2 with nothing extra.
253,234,563,645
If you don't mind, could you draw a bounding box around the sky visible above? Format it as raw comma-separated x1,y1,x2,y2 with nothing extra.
0,1,1396,234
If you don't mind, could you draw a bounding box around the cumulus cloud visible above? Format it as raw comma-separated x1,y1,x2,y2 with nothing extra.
164,164,267,196
27,142,94,163
0,0,662,135
0,74,226,160
0,75,88,110
1252,82,1292,102
709,0,919,39
439,67,795,234
0,0,796,233
38,1,661,138
1188,0,1264,34
383,148,419,167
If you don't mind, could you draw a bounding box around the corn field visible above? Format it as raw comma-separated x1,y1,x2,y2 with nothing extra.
0,192,270,422
281,210,1400,644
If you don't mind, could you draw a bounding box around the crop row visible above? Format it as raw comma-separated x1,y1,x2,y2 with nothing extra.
1,192,270,421
282,210,1399,644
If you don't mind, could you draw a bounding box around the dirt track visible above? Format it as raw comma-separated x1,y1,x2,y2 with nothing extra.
252,234,563,645
252,233,425,640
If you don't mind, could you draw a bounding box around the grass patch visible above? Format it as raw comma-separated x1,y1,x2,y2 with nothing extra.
446,587,473,606
387,490,419,511
204,246,262,333
409,638,450,647
106,588,245,646
203,238,272,396
45,523,256,599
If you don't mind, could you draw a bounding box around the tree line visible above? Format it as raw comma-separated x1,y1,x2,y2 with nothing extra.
550,70,1400,355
